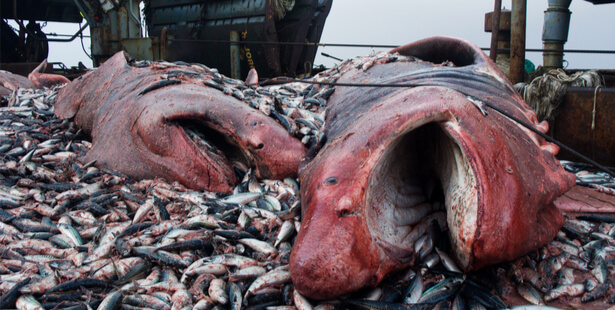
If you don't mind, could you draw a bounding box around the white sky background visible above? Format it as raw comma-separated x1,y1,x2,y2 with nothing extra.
39,0,615,70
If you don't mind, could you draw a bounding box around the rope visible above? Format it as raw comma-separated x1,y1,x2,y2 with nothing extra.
514,69,603,121
254,76,615,178
592,85,602,130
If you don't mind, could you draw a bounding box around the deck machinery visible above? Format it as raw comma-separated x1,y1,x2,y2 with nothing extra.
1,0,333,79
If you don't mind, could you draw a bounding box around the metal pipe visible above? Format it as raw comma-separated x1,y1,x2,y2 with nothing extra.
160,27,168,60
14,19,89,42
542,0,572,69
109,10,119,50
321,52,343,62
128,0,143,37
230,31,241,79
48,33,91,38
510,0,526,84
489,0,502,62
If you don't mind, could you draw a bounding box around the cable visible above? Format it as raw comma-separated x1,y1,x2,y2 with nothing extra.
483,101,615,178
321,52,343,62
168,38,615,55
254,77,615,178
79,22,92,60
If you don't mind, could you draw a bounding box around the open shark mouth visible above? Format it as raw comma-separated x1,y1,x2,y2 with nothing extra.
366,122,477,268
290,36,576,300
176,118,254,176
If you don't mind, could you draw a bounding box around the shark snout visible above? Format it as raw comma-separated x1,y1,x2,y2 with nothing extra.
290,213,378,299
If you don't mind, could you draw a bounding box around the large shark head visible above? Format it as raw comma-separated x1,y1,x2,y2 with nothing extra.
290,37,575,299
55,52,306,193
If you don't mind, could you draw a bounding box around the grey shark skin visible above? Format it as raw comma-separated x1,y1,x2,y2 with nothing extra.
290,36,575,299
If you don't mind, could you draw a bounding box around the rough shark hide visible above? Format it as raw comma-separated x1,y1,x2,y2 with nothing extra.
289,36,575,299
55,52,306,193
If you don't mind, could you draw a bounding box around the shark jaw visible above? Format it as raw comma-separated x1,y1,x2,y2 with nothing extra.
366,121,478,271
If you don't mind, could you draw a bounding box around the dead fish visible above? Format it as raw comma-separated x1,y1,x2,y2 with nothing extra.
245,269,292,299
293,289,313,310
239,238,278,257
114,259,151,285
544,284,585,302
2,38,611,310
132,246,189,268
435,248,462,273
517,283,544,305
84,221,131,264
202,254,258,269
156,239,214,254
402,275,423,304
228,282,242,310
181,263,227,283
44,278,112,294
345,299,428,310
0,277,31,308
171,288,192,310
19,274,57,294
15,295,44,310
97,290,123,310
581,282,610,303
418,276,464,304
123,294,171,310
209,278,228,305
57,223,83,246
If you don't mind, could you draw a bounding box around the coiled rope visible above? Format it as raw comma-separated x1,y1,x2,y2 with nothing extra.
514,69,603,121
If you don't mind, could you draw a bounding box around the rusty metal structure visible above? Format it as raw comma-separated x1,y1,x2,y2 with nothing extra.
542,0,572,70
553,87,615,167
1,0,83,63
509,0,526,84
483,0,615,169
143,0,332,78
1,0,332,79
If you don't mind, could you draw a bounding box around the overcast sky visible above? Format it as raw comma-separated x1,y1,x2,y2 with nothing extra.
42,0,615,70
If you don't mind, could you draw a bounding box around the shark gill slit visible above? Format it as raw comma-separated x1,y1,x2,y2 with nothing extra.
366,122,478,267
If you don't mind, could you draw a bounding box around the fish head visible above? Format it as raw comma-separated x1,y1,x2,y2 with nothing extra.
290,147,385,299
0,70,36,96
291,108,451,299
129,84,306,192
55,51,306,193
228,112,307,181
290,36,575,299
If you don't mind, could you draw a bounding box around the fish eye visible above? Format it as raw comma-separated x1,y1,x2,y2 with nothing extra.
324,177,338,185
251,121,258,126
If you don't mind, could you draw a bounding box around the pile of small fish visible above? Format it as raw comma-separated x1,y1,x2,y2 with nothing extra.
562,160,615,196
0,79,614,310
132,58,334,150
0,86,304,310
169,51,421,150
